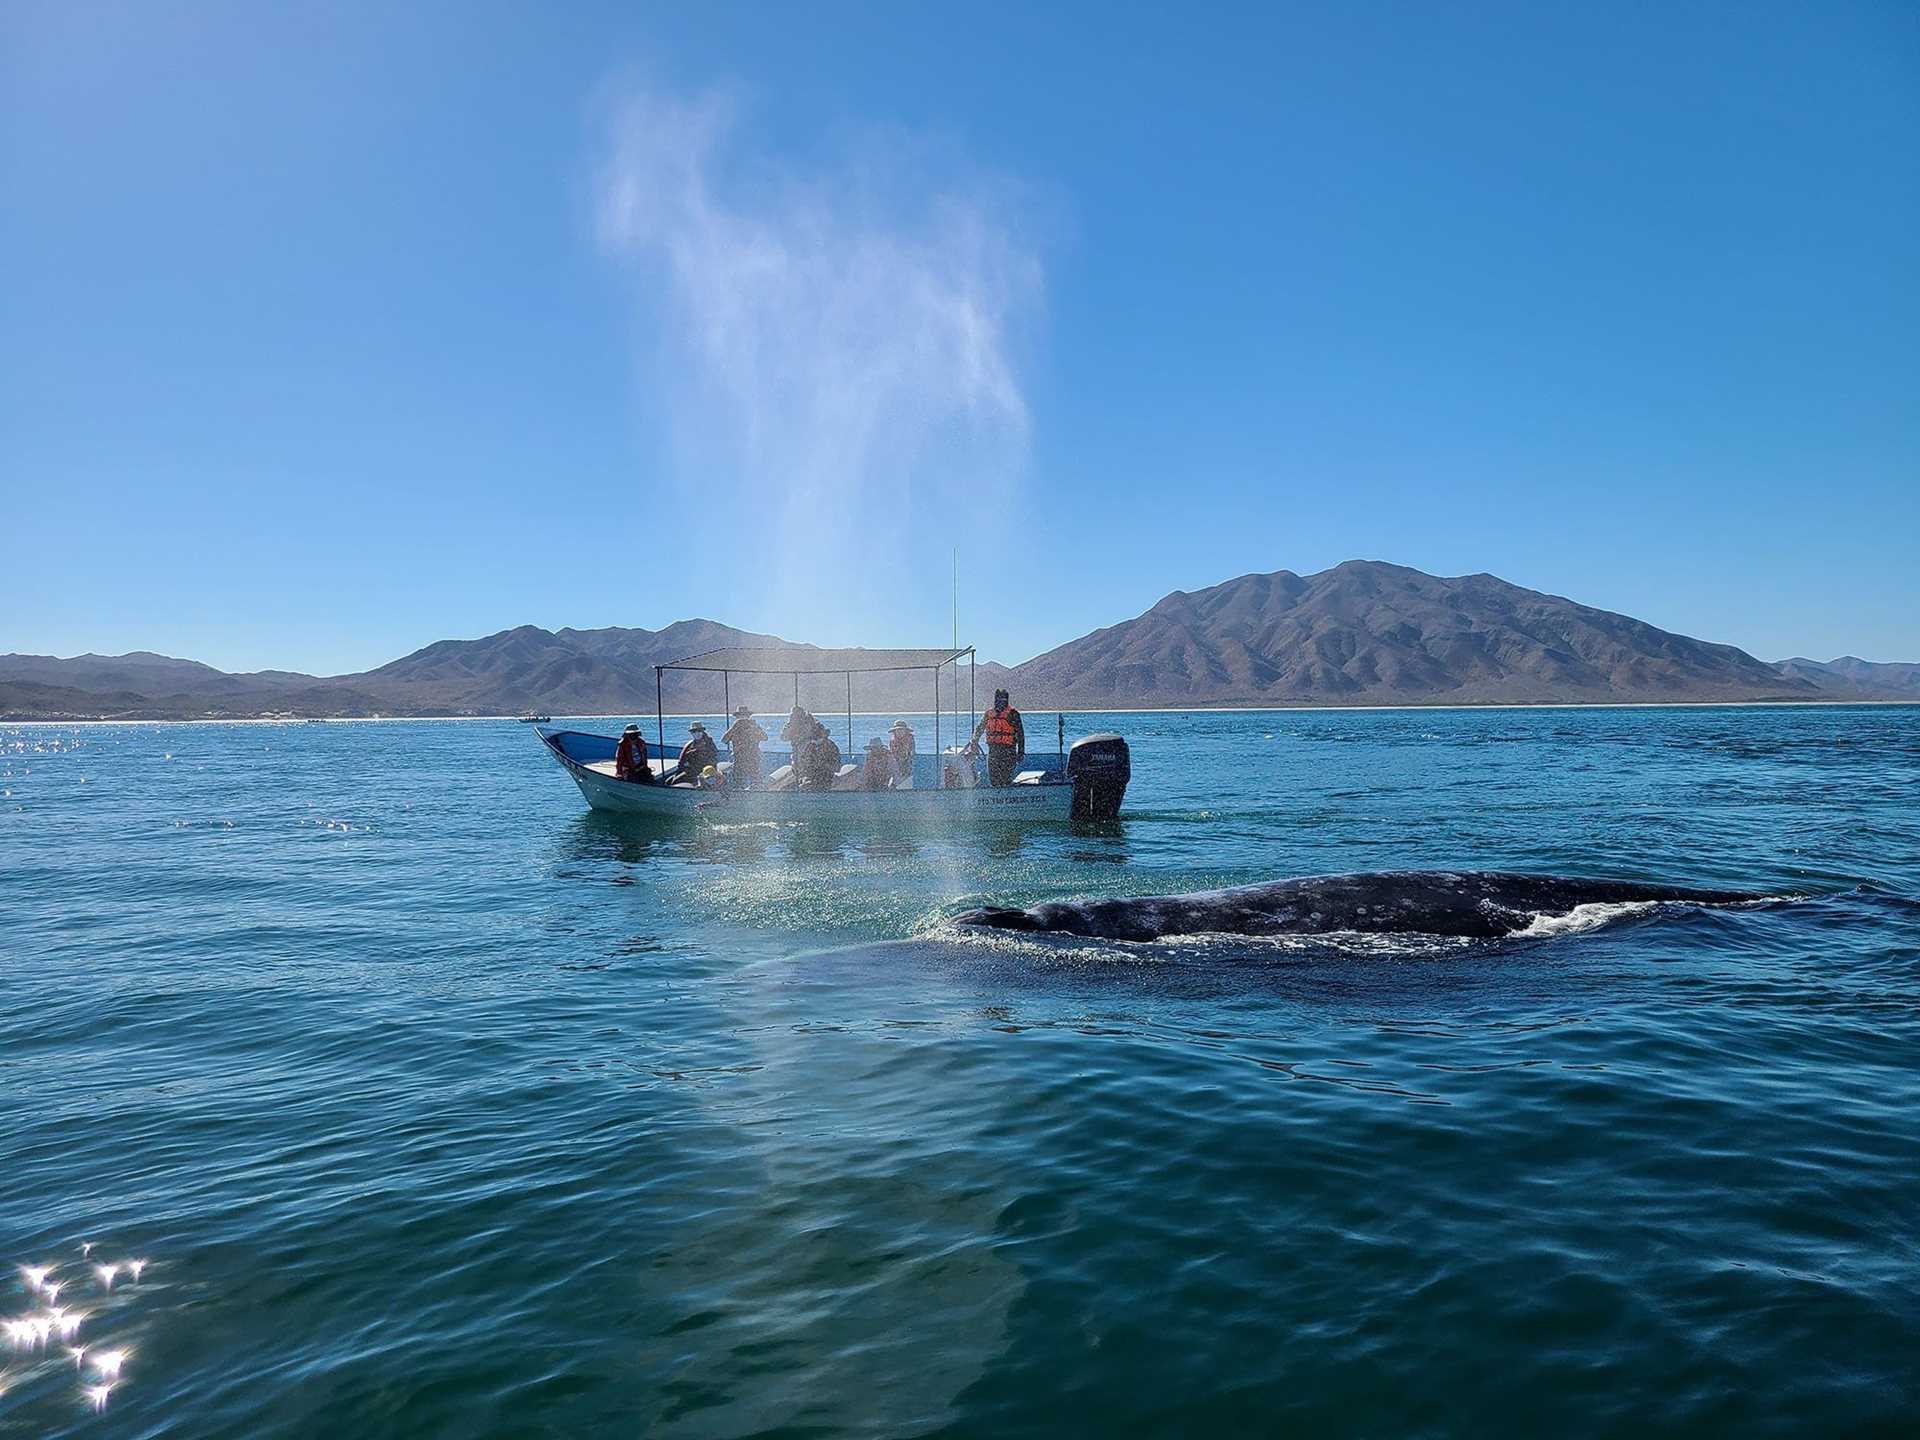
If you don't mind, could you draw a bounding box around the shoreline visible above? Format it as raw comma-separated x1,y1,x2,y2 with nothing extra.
6,698,1917,725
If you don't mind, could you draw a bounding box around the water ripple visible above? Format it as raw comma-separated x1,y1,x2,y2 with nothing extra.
2,708,1917,1434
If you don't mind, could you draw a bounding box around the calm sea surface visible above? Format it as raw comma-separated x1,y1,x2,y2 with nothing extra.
4,706,1918,1437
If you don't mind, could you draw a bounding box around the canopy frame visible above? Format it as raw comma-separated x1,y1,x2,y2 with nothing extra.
652,646,978,772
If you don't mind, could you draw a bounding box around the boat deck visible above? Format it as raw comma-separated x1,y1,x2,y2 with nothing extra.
583,758,681,781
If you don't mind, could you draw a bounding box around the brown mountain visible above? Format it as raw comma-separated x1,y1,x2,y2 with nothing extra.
1008,561,1820,706
1772,656,1920,699
0,621,1013,720
348,620,784,715
348,619,1011,716
5,562,1911,720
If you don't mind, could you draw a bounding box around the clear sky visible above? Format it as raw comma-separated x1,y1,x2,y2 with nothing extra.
5,1,1916,674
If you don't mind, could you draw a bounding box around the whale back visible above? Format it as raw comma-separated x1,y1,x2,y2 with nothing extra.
954,871,1761,942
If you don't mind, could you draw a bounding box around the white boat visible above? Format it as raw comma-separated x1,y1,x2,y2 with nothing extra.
535,644,1130,826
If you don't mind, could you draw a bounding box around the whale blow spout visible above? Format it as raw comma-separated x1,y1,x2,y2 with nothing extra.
953,871,1764,943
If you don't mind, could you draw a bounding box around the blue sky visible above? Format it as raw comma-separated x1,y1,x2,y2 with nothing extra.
4,1,1915,674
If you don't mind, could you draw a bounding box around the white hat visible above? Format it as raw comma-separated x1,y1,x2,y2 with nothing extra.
623,724,639,735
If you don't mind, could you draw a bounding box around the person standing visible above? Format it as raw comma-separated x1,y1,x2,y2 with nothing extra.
780,707,816,749
970,688,1026,787
887,719,916,789
780,707,817,787
862,737,893,790
722,706,766,788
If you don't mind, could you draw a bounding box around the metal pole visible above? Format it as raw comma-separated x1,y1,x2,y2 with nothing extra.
969,650,975,748
846,672,853,758
655,667,665,762
934,664,940,760
724,671,730,728
794,673,799,708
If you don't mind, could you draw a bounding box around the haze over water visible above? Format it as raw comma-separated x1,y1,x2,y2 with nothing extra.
4,706,1918,1436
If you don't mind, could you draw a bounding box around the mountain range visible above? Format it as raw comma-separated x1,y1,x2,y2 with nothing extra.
5,561,1915,720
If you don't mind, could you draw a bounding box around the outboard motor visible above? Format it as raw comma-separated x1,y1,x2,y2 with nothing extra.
1067,733,1130,821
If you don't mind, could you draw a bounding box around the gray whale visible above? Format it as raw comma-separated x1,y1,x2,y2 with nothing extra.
953,870,1761,942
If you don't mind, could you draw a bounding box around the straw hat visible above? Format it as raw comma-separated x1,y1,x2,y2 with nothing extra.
890,719,912,732
688,720,707,733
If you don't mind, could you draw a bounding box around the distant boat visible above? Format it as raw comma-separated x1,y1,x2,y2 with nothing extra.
517,714,552,724
534,644,1129,825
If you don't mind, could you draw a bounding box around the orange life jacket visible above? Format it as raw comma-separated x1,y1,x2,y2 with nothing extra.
615,733,647,779
985,707,1018,746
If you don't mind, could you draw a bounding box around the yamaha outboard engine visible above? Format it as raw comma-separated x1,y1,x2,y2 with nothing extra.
1067,733,1130,821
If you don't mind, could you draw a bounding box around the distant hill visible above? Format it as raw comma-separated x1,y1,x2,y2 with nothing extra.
4,563,1913,720
1773,656,1920,699
0,622,1015,720
350,620,1013,716
0,680,168,720
349,620,786,715
0,650,310,698
1008,561,1820,706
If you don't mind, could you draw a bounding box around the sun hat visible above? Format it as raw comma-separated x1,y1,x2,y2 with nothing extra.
890,719,912,731
688,720,707,732
623,723,640,735
734,705,753,716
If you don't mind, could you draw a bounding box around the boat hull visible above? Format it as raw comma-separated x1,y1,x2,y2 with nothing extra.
538,729,1076,825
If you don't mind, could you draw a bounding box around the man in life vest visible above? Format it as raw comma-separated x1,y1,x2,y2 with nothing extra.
614,724,653,784
969,688,1026,787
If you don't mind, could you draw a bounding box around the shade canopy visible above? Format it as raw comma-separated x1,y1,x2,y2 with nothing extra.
659,645,972,675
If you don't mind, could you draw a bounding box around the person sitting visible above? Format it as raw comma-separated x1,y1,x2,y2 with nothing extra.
667,720,719,785
887,719,916,789
862,736,893,790
798,723,842,791
613,724,653,784
722,705,766,788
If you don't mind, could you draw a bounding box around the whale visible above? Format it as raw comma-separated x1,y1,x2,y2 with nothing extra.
952,870,1764,943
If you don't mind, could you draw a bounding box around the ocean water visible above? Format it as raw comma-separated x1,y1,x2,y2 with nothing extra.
3,705,1918,1437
